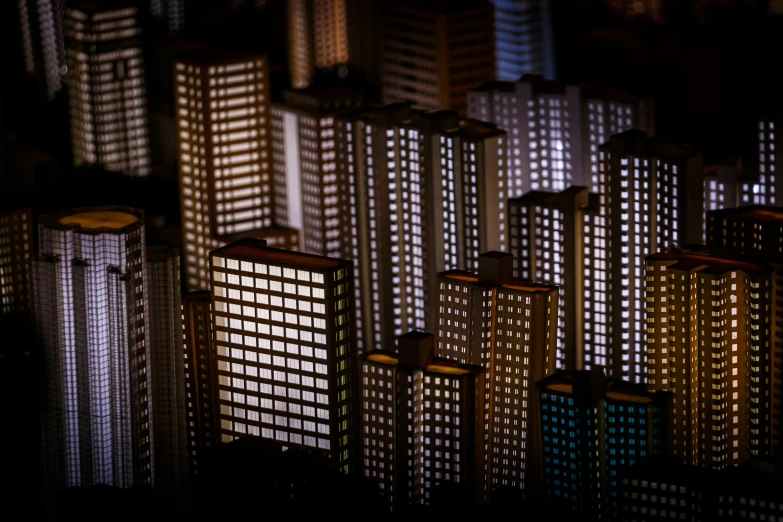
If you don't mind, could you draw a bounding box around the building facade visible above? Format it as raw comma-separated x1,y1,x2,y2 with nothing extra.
34,207,185,492
491,0,555,81
209,238,359,473
509,187,604,371
467,76,655,196
65,2,151,176
435,251,558,501
336,104,507,353
538,370,670,520
379,0,495,115
150,0,186,34
0,208,34,315
175,49,280,291
361,332,479,509
182,291,218,482
707,205,783,453
271,85,364,257
17,0,66,100
646,251,773,468
599,131,704,384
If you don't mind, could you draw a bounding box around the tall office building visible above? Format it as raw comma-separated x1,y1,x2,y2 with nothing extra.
491,0,555,81
599,130,704,384
0,208,34,315
287,0,346,88
361,332,479,509
538,370,670,519
150,0,186,33
64,2,151,176
753,119,783,206
17,0,66,100
646,251,772,468
182,291,218,481
379,0,495,115
175,49,287,291
336,104,507,353
436,251,558,500
145,247,189,504
467,76,655,196
209,238,359,473
34,207,186,491
509,187,604,371
707,206,783,452
271,85,365,257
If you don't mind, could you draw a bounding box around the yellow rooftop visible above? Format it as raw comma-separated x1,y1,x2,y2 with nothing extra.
59,211,140,230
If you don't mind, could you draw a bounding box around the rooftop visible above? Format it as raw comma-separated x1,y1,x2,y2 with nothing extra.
712,205,783,223
55,209,141,232
646,251,770,276
212,238,347,271
440,269,557,293
176,48,265,67
364,351,480,375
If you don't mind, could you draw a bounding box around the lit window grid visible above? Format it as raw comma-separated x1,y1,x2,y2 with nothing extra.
491,0,551,81
361,361,396,507
582,212,609,370
18,0,66,99
210,255,355,470
0,210,33,315
35,219,149,488
757,120,777,205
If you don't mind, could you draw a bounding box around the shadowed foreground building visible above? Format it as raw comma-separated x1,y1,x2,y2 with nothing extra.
65,2,151,176
34,208,187,500
436,251,558,501
209,238,359,473
361,332,479,509
0,208,34,315
537,370,670,520
646,250,773,467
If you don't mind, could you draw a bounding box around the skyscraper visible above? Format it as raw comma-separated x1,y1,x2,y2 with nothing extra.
490,0,556,81
16,0,66,100
271,85,365,257
175,49,284,291
34,207,186,491
538,369,670,519
150,0,186,33
753,119,783,206
508,187,603,371
287,0,349,89
182,291,218,482
209,238,359,473
361,332,479,509
646,250,772,467
0,208,34,315
599,130,704,383
379,0,496,115
707,205,783,453
64,2,151,176
467,76,655,196
336,104,507,353
436,251,558,500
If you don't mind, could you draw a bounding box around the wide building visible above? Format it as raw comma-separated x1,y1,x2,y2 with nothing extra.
379,0,495,116
209,238,359,473
64,2,151,176
467,75,655,196
361,332,479,509
34,207,186,494
646,250,773,467
336,104,507,353
436,251,558,501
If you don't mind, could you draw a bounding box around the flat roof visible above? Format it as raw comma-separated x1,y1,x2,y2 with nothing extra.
212,238,347,271
647,252,770,276
440,270,556,293
58,210,140,230
176,48,265,67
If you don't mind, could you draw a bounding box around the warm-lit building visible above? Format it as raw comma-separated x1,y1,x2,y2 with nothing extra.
646,250,772,468
336,104,507,353
436,251,558,500
379,0,495,115
491,0,555,81
707,205,783,453
182,291,219,482
538,369,670,520
16,0,66,100
467,76,655,196
361,332,479,509
64,2,151,176
509,187,603,371
174,49,279,291
599,130,704,384
618,455,783,522
209,238,359,473
271,85,365,257
34,207,186,492
0,208,34,315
